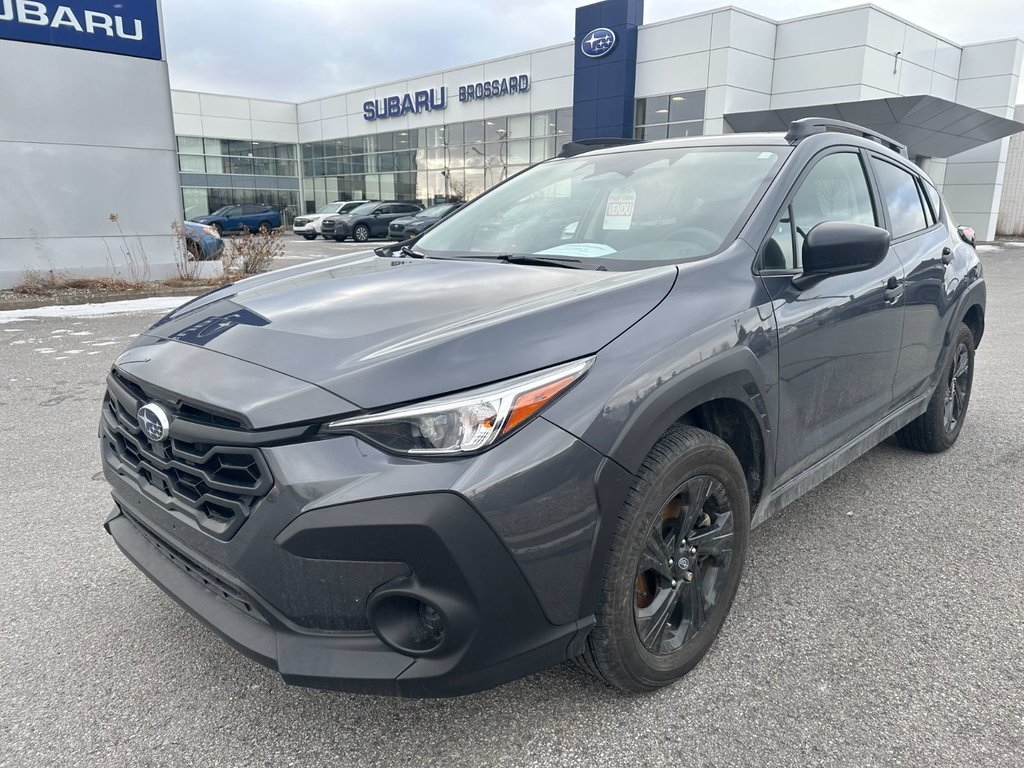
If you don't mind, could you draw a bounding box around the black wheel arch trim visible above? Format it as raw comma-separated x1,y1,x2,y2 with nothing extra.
580,350,773,618
604,348,773,483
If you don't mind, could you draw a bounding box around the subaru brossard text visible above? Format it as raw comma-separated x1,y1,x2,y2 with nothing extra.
101,119,985,697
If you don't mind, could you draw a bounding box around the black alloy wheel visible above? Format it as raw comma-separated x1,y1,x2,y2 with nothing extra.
634,475,735,655
579,425,749,692
896,322,975,453
944,342,970,433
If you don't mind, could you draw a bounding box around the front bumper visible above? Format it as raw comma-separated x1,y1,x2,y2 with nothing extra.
292,221,317,234
105,487,588,697
102,372,611,696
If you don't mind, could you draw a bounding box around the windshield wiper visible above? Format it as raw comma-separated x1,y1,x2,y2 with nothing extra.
498,253,587,269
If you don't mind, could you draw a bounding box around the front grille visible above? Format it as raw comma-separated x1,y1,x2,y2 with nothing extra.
102,373,273,540
124,508,268,624
321,220,336,232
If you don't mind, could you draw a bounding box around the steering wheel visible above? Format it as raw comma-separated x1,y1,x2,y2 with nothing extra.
664,226,721,251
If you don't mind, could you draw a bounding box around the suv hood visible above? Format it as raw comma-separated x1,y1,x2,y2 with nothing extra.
140,253,676,410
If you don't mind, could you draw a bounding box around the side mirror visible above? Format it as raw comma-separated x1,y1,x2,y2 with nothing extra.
794,221,890,289
373,210,382,216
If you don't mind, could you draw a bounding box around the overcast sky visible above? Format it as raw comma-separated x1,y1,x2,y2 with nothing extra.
163,0,1024,102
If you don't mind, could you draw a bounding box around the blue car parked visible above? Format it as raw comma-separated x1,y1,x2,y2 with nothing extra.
183,221,224,261
190,204,281,234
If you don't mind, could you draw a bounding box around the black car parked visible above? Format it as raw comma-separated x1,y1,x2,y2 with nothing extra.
102,119,984,698
388,202,465,240
321,201,423,242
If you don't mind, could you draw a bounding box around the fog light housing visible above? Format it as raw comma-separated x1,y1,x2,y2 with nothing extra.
369,594,447,656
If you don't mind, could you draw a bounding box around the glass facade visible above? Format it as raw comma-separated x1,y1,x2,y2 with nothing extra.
177,137,301,223
300,109,573,212
634,91,706,140
176,108,573,221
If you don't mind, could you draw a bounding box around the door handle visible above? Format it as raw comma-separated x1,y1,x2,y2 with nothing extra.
941,246,954,265
884,277,905,305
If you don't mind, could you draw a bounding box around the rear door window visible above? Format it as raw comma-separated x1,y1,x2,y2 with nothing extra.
870,158,929,239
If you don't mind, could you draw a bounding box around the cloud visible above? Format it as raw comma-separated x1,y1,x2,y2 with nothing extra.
163,0,1024,102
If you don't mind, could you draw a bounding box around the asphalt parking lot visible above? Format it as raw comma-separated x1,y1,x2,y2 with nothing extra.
1,244,1022,767
273,232,382,270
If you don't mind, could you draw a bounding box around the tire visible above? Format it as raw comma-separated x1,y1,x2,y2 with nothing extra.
302,233,317,241
896,322,975,453
353,224,370,242
186,240,203,260
579,425,750,692
258,221,272,234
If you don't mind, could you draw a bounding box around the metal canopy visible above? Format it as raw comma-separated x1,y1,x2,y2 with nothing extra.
725,95,1024,158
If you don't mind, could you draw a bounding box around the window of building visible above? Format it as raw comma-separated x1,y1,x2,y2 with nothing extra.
634,91,705,140
870,158,930,239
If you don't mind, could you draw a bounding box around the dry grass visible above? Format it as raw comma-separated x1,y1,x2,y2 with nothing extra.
9,268,228,298
11,269,148,296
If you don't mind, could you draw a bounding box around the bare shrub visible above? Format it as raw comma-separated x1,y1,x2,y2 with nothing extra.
225,227,284,275
171,220,205,280
105,212,152,287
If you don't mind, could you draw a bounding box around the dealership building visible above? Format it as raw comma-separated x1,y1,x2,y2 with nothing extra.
2,0,1024,287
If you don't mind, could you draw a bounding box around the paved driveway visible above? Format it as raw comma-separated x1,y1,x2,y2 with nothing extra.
1,246,1021,767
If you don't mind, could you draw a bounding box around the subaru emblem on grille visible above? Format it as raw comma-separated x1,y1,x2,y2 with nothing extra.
138,403,170,442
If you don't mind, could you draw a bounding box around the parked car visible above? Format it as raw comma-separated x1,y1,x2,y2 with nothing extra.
190,204,281,234
102,119,984,698
182,221,223,261
387,202,465,240
293,201,370,240
320,201,422,242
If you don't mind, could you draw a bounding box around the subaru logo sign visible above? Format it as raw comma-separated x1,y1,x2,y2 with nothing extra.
581,27,616,58
138,403,170,442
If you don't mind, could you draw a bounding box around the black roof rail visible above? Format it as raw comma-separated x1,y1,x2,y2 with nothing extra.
785,117,908,157
557,137,643,158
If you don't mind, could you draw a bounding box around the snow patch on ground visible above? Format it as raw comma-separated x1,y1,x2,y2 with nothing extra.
0,296,194,324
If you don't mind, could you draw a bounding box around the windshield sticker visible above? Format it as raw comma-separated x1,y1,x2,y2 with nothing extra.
537,243,618,258
603,187,636,230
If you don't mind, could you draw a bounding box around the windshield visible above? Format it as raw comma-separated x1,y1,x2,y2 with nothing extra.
416,145,788,268
339,201,366,213
346,203,377,216
417,204,456,219
210,206,235,216
317,203,344,214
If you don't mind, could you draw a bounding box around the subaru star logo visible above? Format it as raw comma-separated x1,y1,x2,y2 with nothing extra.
581,27,617,58
138,403,170,442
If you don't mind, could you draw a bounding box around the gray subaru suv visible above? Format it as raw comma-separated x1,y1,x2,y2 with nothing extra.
101,119,985,697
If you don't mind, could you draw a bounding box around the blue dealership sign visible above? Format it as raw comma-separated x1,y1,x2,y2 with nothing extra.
364,74,530,121
0,0,162,60
572,0,644,141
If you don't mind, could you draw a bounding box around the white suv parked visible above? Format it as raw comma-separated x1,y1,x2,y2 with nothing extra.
292,201,370,240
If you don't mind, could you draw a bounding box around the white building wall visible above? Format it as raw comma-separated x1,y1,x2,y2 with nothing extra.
997,104,1024,236
292,43,573,144
0,36,182,289
944,40,1024,238
171,90,299,143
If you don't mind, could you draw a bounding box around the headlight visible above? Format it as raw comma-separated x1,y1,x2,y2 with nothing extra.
324,357,593,455
202,225,220,238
